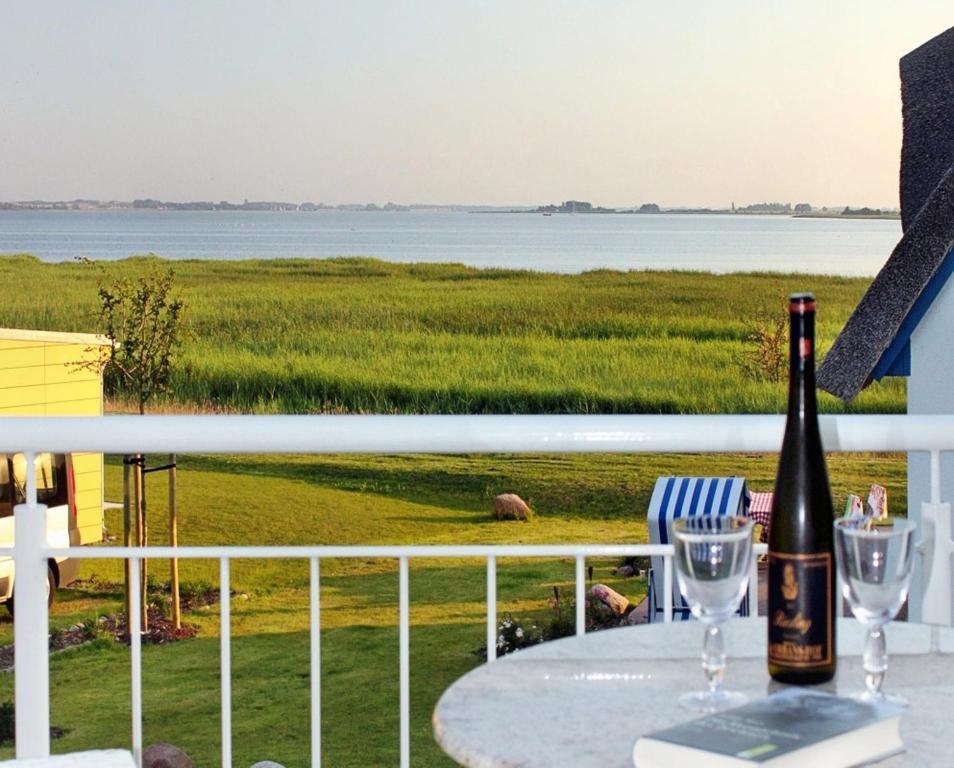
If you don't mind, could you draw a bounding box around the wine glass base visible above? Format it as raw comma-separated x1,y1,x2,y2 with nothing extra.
849,690,908,708
679,689,748,713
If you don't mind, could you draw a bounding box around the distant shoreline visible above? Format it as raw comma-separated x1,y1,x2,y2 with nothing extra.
0,207,901,220
0,200,900,219
793,212,901,220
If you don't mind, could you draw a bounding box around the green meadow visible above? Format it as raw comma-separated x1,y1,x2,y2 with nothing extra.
0,254,903,414
0,255,906,765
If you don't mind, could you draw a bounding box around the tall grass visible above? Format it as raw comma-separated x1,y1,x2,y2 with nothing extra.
0,254,902,414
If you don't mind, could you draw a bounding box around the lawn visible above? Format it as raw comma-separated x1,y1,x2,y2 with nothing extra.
0,450,906,765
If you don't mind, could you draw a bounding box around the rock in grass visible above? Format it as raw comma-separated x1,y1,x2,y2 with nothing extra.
250,763,286,768
589,583,631,617
143,743,194,768
494,493,533,521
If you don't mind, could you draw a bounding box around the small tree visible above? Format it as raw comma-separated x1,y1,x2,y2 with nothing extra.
97,268,184,414
82,264,185,633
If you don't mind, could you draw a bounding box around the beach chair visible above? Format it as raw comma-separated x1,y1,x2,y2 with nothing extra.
749,491,774,543
645,476,752,623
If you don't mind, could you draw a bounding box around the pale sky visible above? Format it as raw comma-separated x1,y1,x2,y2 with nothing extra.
1,1,951,208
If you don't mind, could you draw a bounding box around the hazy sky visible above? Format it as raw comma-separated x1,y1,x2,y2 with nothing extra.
2,2,952,207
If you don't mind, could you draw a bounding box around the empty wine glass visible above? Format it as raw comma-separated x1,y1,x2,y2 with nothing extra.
834,518,916,705
672,515,754,712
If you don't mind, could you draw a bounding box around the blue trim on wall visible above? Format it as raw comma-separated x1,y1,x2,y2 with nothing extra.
884,340,910,377
873,245,954,381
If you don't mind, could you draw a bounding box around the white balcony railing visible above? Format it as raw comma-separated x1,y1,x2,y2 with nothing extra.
3,413,952,767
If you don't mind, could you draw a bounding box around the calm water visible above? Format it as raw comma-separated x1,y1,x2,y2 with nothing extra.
0,209,901,276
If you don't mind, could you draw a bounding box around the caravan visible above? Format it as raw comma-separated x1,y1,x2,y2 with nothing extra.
0,452,82,612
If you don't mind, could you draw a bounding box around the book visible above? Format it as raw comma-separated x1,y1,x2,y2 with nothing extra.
632,688,903,767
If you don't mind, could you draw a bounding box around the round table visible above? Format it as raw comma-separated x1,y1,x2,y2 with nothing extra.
433,618,954,767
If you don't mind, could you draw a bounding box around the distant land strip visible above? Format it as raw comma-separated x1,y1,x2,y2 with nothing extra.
0,198,900,218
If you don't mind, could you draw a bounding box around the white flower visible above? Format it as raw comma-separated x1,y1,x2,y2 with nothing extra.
498,634,505,645
515,627,525,639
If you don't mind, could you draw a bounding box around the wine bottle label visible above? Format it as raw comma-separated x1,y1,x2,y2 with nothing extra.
767,552,833,667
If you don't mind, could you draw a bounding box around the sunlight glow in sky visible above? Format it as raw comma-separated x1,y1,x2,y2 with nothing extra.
1,1,951,207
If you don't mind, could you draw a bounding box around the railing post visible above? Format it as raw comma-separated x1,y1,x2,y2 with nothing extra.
575,556,585,637
920,450,953,625
129,556,143,767
663,554,673,623
398,556,410,768
310,557,321,767
486,556,497,662
14,451,50,758
220,557,232,768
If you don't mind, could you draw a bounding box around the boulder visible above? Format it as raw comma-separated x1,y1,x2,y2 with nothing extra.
250,763,286,768
494,493,533,521
589,583,631,616
143,743,194,768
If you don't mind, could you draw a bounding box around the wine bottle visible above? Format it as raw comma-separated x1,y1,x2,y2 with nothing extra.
767,293,836,684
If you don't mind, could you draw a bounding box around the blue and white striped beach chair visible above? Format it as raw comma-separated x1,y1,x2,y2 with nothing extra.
645,476,752,623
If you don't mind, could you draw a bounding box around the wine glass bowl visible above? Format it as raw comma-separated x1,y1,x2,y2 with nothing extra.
671,515,754,712
833,518,916,704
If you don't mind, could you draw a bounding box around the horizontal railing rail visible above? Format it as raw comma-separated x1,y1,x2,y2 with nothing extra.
0,413,951,454
5,413,951,768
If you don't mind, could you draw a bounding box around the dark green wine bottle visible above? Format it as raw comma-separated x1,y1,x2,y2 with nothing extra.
767,293,836,684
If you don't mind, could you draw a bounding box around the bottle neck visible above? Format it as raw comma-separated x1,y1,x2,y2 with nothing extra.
788,309,817,418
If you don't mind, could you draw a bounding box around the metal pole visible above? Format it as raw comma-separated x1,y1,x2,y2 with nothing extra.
486,556,497,662
220,558,232,768
129,556,143,768
123,456,132,641
310,557,321,767
140,456,148,632
169,453,180,629
14,452,50,758
575,556,586,637
134,456,147,632
399,557,410,768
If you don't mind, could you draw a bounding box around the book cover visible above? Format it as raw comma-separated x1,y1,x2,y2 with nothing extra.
632,688,903,767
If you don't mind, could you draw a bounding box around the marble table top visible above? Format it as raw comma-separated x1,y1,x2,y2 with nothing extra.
433,618,954,767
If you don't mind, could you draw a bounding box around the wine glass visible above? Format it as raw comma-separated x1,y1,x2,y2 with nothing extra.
834,517,916,704
671,515,754,712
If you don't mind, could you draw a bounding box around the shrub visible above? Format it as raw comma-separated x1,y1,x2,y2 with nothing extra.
738,307,787,383
493,614,544,656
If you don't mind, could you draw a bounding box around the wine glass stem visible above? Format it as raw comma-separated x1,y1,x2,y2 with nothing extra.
864,624,887,699
702,624,726,694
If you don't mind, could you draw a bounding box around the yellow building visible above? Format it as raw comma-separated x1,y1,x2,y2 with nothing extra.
0,328,108,544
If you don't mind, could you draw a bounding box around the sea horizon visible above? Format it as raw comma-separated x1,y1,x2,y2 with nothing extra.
0,208,901,277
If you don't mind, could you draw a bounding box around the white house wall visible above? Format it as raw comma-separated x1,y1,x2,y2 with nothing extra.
908,276,954,621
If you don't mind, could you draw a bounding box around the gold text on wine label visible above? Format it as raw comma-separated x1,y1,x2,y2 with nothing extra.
772,611,812,635
769,641,825,663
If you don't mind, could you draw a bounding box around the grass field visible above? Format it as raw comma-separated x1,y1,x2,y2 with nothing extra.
0,450,906,765
0,254,907,765
0,255,903,414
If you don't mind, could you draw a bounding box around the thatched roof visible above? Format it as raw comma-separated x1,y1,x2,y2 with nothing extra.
817,26,954,401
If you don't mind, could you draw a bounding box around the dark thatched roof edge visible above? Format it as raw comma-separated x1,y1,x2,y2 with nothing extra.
900,25,954,232
817,163,954,401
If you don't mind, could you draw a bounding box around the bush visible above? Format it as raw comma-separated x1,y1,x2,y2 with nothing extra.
493,614,544,656
479,585,631,659
738,307,787,383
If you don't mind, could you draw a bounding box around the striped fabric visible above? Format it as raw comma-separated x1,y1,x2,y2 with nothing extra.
646,476,751,622
749,491,774,543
